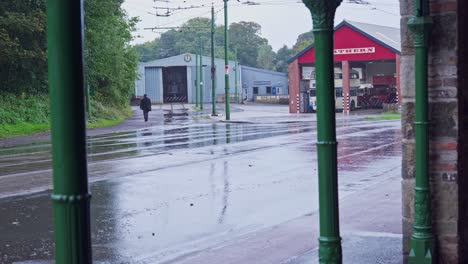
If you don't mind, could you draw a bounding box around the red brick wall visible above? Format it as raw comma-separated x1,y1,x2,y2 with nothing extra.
288,59,300,113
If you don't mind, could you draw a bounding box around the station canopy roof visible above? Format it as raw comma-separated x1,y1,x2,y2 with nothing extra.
288,20,401,64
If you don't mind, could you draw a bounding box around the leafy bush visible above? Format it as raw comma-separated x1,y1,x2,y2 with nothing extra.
0,93,50,125
0,92,132,138
1,0,138,110
88,99,131,123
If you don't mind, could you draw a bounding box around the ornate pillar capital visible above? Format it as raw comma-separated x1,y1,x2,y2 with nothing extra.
303,0,342,31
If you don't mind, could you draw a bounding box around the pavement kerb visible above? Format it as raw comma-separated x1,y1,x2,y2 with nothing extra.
218,120,255,124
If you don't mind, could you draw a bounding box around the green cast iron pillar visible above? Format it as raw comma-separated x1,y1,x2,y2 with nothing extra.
196,50,200,108
200,43,204,110
211,5,217,116
46,0,92,263
224,0,231,120
303,1,342,263
408,0,434,262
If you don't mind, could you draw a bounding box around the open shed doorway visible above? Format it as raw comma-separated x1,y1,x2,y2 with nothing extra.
163,66,188,103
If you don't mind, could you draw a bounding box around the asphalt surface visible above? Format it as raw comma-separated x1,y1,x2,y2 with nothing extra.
0,105,402,263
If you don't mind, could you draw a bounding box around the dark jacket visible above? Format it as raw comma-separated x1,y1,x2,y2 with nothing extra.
140,97,152,112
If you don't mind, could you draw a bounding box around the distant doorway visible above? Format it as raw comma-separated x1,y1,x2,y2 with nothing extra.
163,66,188,103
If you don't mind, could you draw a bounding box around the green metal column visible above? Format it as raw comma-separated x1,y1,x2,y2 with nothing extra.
408,0,434,262
46,1,92,263
223,0,231,120
200,43,204,110
234,47,238,104
196,51,200,108
211,5,217,116
303,1,342,263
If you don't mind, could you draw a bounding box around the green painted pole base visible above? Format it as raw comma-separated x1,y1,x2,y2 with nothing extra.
319,238,342,263
409,237,435,264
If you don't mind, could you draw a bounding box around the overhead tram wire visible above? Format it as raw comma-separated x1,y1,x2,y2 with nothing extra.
148,6,223,29
142,0,396,25
137,0,397,37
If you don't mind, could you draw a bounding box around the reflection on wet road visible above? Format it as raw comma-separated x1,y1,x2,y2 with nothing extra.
0,111,401,263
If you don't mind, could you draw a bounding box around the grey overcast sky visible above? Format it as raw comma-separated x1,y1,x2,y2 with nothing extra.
122,0,400,51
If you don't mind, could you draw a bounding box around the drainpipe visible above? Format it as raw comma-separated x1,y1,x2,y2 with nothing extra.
303,1,342,263
408,0,434,262
46,1,92,263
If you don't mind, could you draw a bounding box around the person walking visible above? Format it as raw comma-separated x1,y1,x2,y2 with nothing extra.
140,94,152,122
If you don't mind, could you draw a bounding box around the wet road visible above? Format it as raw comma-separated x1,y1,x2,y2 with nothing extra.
0,108,401,263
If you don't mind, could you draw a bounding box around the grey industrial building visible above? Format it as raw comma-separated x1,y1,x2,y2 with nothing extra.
135,54,288,103
240,65,288,101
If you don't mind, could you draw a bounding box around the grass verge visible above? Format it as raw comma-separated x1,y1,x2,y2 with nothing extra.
366,111,401,121
86,108,132,129
0,123,50,139
0,94,132,139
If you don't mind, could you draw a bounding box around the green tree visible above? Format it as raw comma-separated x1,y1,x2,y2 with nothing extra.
293,30,314,52
0,0,138,107
256,44,275,70
229,21,268,67
134,41,162,62
274,45,294,73
135,18,224,62
133,20,272,69
84,0,139,105
0,0,47,94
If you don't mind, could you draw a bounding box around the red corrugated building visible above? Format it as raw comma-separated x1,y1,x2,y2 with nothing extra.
288,20,401,113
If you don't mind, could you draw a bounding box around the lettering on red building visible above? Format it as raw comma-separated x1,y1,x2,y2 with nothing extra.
334,47,375,55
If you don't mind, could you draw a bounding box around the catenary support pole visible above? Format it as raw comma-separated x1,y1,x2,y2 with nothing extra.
196,50,200,108
234,47,238,104
224,0,230,120
408,0,434,262
211,5,217,116
303,1,343,263
200,43,204,110
86,84,91,117
46,1,92,263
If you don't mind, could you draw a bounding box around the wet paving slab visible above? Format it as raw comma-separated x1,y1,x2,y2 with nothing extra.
0,111,401,263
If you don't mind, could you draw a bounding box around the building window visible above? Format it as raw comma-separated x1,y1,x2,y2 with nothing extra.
253,87,259,94
309,89,316,97
336,88,343,97
350,73,359,79
266,86,272,94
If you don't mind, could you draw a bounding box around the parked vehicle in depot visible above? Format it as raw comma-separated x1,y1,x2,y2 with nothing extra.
357,75,398,109
308,67,360,111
